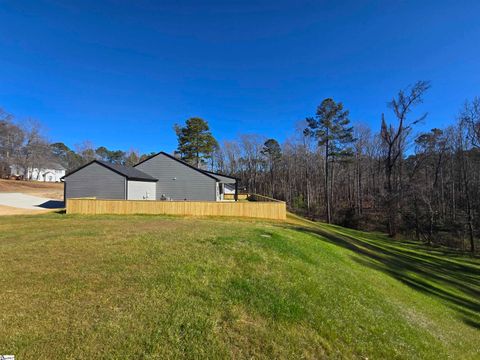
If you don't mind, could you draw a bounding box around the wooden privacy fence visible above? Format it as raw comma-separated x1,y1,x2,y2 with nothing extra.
66,198,286,220
223,194,248,200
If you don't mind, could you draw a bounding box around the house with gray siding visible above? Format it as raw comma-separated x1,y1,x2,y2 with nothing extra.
134,152,237,201
62,152,238,202
63,160,157,201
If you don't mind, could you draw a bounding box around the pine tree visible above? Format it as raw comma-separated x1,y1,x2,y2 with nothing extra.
261,139,282,197
304,98,355,223
174,117,218,167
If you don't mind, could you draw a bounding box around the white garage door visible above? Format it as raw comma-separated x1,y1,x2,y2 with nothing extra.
127,180,156,200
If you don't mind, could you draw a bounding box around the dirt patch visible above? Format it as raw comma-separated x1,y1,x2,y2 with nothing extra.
0,179,63,200
0,205,52,216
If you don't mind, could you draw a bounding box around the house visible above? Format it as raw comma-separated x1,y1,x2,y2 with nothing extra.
63,160,157,200
62,152,238,202
10,163,66,182
134,152,238,201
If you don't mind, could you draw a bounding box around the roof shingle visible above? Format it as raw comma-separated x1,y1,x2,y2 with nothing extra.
63,160,158,181
95,160,157,181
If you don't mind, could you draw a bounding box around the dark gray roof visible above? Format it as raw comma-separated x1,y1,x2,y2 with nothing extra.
63,160,158,182
134,151,238,183
203,170,238,183
134,151,221,181
95,160,158,181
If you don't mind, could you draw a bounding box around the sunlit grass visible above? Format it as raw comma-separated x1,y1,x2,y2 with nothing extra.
0,213,478,359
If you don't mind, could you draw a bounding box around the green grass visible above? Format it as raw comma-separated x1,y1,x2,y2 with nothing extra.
0,213,478,359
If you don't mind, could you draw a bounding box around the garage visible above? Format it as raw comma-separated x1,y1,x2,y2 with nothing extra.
62,160,157,201
127,180,156,200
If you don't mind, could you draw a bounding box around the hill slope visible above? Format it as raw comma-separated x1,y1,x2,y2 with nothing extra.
0,213,478,359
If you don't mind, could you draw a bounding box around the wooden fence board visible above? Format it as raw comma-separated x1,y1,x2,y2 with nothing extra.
66,198,286,220
223,194,248,200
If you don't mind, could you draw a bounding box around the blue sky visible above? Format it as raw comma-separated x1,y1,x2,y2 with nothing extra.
1,0,479,154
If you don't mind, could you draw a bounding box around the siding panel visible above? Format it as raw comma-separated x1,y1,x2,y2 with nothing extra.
135,154,217,201
65,162,126,199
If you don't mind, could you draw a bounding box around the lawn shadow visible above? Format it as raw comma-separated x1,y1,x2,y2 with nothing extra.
288,223,480,330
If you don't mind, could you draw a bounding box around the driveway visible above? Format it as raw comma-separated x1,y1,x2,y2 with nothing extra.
0,193,64,211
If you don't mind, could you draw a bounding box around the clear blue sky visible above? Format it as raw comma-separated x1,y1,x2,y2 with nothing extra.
1,1,479,154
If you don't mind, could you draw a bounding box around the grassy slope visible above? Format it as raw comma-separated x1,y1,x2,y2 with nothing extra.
0,213,478,359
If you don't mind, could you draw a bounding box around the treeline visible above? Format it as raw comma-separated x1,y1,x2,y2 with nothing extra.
50,142,156,172
0,110,52,178
0,108,155,178
211,82,479,253
1,82,479,252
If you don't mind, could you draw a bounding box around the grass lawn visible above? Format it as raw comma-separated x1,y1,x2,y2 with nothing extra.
0,213,478,359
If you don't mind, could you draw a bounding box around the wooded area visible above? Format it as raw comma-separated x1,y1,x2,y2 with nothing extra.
0,108,157,178
1,81,479,252
0,110,53,179
211,83,480,253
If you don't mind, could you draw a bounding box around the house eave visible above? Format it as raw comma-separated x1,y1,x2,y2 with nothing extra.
127,177,158,182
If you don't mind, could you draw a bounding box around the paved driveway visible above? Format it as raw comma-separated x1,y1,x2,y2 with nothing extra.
0,193,64,210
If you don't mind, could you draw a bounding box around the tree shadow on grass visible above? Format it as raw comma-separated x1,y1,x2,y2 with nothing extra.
288,223,480,330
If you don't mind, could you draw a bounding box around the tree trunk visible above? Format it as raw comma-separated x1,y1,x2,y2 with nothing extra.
270,164,274,198
461,149,475,253
414,196,420,241
305,158,311,213
330,160,335,222
324,143,331,224
386,163,397,237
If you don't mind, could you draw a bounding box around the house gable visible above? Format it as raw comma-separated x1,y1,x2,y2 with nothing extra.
64,161,127,200
134,152,217,201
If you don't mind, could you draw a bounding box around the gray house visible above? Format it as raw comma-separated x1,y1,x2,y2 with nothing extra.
63,160,158,201
62,152,238,202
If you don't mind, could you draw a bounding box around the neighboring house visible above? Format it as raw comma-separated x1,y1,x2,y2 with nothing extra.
62,152,238,202
10,163,66,182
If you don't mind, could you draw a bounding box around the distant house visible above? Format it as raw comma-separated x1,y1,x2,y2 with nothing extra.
10,163,66,182
62,152,238,201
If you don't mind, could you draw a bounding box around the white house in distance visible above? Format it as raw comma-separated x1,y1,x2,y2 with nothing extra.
10,163,66,182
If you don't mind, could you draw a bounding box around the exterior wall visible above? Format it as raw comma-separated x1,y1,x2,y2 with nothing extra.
30,168,65,182
9,165,23,178
127,180,156,200
216,182,221,201
10,165,65,182
65,162,126,200
135,154,217,201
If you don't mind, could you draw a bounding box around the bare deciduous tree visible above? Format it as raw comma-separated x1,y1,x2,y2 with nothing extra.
380,81,430,237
